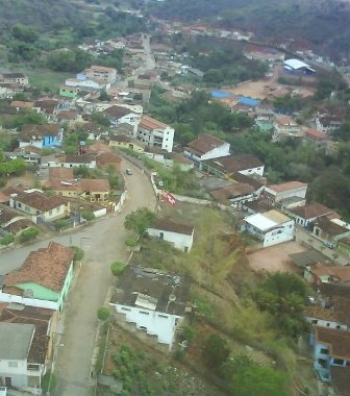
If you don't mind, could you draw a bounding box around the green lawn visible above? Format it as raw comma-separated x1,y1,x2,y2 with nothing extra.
27,70,72,93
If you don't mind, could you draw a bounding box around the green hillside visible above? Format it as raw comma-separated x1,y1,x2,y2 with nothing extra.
151,0,350,61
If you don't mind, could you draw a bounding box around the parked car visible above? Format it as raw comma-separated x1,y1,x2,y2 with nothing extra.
125,168,133,175
324,241,335,249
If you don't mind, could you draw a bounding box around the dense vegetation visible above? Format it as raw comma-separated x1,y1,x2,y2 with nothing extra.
151,0,350,61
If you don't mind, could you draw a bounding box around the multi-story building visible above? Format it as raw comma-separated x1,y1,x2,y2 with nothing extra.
137,116,174,152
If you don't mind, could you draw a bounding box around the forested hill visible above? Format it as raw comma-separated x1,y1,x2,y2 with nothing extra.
0,0,86,32
150,0,350,61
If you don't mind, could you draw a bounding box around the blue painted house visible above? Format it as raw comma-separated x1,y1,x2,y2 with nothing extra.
19,123,63,149
311,326,350,384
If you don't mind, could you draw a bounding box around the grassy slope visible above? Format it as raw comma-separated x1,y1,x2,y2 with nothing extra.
0,0,85,32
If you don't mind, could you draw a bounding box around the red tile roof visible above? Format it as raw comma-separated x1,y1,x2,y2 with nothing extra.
140,116,168,130
151,218,194,235
5,242,74,293
289,203,338,220
315,326,350,359
305,128,327,141
186,134,228,156
203,154,263,173
15,191,67,212
268,181,307,192
80,178,110,192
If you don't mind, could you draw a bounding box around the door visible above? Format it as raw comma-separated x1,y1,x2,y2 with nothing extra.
5,377,11,387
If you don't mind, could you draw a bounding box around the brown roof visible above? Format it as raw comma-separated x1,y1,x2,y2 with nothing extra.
87,142,112,153
315,326,350,359
60,153,95,164
167,152,194,165
10,101,34,108
305,295,350,326
209,183,255,201
186,134,227,156
289,203,337,220
330,367,350,396
49,167,74,180
4,219,33,234
104,105,132,119
203,154,263,174
14,145,42,155
151,218,194,235
34,100,60,114
56,110,77,121
4,242,74,293
109,134,132,143
96,152,122,167
80,178,110,192
268,181,307,192
311,263,350,282
0,305,53,364
231,172,266,190
316,217,349,236
14,191,67,212
305,128,327,141
140,116,168,130
20,124,61,141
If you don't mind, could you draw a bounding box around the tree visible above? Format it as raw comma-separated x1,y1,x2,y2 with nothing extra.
201,334,230,372
97,307,110,321
223,354,289,396
124,208,155,237
19,227,39,242
254,272,309,338
111,261,125,276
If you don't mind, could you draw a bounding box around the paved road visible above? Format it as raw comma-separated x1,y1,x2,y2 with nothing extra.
1,163,155,396
53,163,155,396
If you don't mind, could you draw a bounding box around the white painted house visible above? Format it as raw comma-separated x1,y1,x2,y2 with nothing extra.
147,219,195,252
242,209,295,247
184,134,230,164
110,266,190,349
263,181,308,207
136,116,175,152
0,323,46,395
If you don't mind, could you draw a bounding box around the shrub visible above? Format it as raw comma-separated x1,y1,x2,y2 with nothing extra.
125,238,138,248
82,211,95,221
71,246,84,261
111,261,125,276
20,227,39,242
97,307,110,321
41,371,57,392
0,234,14,246
55,219,69,230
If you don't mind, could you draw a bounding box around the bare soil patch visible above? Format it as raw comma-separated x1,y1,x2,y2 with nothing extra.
247,241,306,273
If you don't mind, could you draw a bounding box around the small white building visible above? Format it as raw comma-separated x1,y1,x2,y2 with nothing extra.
136,116,175,152
242,209,295,247
0,323,45,395
147,218,195,252
272,116,303,143
184,134,230,164
263,181,308,207
110,266,190,349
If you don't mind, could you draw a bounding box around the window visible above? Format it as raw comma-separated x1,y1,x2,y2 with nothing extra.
158,314,168,319
333,358,344,366
121,307,131,312
139,311,149,315
320,348,329,354
8,361,18,368
312,320,318,325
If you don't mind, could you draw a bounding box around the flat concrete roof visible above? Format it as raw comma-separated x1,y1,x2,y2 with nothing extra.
245,213,277,231
0,322,34,359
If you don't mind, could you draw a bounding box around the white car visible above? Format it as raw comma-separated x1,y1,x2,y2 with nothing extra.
125,169,133,175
